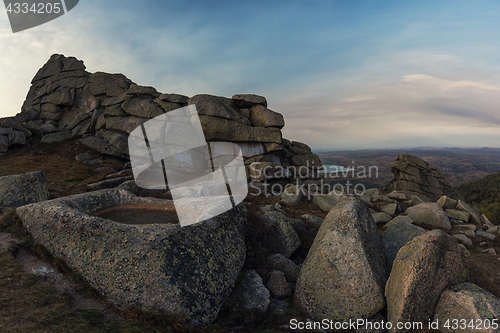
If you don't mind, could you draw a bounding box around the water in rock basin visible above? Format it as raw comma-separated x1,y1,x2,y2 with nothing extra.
92,203,180,225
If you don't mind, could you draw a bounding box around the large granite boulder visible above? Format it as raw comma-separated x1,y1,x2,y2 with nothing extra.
405,202,451,230
0,171,50,208
433,283,500,333
385,230,469,331
294,197,387,321
15,189,247,328
380,221,426,277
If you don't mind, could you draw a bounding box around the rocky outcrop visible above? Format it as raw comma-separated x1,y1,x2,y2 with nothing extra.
294,197,387,321
381,154,464,201
385,230,469,331
0,170,50,208
15,188,247,327
0,54,324,192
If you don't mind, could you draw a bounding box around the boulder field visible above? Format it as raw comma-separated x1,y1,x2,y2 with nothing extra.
1,54,499,330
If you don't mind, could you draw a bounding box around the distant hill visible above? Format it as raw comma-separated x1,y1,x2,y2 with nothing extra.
456,171,500,224
316,148,500,189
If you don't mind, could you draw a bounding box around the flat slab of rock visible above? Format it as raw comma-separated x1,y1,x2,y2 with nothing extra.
405,202,451,230
15,189,247,328
0,171,50,208
294,197,387,321
457,200,482,225
385,230,469,328
433,283,500,333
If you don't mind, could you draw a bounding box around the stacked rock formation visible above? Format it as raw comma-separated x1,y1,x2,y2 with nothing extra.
1,54,322,189
381,154,464,201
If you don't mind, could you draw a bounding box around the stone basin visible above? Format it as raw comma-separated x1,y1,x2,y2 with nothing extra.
92,203,180,225
16,188,247,327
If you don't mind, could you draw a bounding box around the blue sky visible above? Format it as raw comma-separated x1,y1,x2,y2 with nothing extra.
1,0,500,149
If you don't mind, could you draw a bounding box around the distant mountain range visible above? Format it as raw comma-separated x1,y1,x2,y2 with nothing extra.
316,147,500,188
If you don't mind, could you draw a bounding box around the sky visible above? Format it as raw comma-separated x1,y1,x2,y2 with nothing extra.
1,0,500,150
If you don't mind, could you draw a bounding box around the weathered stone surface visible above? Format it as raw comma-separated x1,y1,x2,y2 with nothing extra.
381,203,398,215
104,104,127,116
0,118,32,137
76,152,92,161
0,135,8,153
126,84,160,97
231,94,267,108
280,185,303,206
294,197,386,321
302,214,323,226
381,154,463,201
79,136,109,155
40,103,61,120
267,253,300,283
433,283,500,333
249,105,284,128
457,200,482,225
103,93,132,107
261,211,301,257
199,115,253,142
405,202,451,230
266,270,293,299
159,93,189,104
385,230,469,328
268,298,288,315
312,193,347,212
387,191,407,201
380,221,426,277
16,189,247,327
291,154,322,169
189,94,251,125
446,209,470,222
384,215,414,229
476,230,496,241
88,72,128,97
437,196,457,210
121,98,165,119
153,98,182,113
40,131,72,144
453,234,473,247
42,88,74,106
0,171,50,208
253,126,282,143
235,269,270,313
482,214,494,226
105,116,147,134
372,212,392,224
31,54,63,82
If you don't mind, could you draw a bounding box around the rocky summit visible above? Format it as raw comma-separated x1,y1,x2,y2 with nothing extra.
1,55,499,331
1,54,323,190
